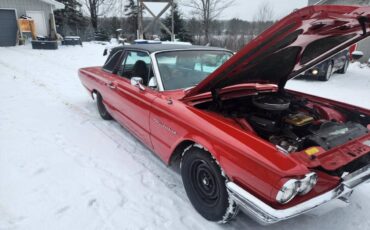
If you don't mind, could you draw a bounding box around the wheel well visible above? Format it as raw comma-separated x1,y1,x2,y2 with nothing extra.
325,60,333,67
169,140,195,170
91,89,99,100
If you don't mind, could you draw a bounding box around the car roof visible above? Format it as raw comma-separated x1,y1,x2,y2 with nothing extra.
111,44,230,53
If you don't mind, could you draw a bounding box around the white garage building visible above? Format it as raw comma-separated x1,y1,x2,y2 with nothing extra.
0,0,64,47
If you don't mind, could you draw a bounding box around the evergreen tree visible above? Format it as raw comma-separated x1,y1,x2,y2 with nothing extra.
110,16,120,35
161,4,192,42
54,0,87,36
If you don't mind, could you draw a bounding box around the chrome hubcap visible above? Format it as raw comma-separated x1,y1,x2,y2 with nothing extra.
326,64,332,79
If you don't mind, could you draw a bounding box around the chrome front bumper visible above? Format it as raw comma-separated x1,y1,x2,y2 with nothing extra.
227,164,370,225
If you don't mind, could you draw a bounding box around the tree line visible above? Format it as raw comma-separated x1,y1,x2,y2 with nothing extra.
54,0,275,51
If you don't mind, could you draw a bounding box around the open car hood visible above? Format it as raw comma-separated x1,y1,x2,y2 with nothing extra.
185,5,370,98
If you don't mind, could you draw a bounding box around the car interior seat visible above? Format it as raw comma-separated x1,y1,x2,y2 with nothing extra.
132,60,149,85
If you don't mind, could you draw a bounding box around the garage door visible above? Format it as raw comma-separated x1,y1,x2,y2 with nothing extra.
0,9,17,47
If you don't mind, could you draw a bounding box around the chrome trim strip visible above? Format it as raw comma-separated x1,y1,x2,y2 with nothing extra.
151,48,231,55
227,183,352,225
150,53,164,91
227,164,370,225
342,164,370,189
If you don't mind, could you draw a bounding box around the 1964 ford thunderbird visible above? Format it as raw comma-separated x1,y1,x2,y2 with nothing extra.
79,5,370,225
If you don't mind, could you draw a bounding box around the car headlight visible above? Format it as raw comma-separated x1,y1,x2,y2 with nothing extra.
276,179,300,204
276,172,318,204
297,172,318,195
312,69,319,75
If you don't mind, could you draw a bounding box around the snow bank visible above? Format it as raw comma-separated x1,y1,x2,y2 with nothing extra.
287,63,370,109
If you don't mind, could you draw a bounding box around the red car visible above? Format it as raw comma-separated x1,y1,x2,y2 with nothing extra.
79,5,370,225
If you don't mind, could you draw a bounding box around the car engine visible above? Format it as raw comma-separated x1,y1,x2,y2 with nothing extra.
204,93,369,153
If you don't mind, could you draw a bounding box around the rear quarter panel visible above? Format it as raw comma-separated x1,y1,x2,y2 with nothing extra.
78,67,113,105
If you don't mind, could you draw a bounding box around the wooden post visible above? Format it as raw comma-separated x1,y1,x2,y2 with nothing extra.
139,0,175,40
30,20,37,40
171,0,175,41
49,13,57,40
17,20,24,40
137,0,144,39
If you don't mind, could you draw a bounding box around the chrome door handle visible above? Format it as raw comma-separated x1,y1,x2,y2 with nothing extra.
107,82,116,89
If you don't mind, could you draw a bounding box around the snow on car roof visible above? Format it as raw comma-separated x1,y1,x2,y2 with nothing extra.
111,44,229,53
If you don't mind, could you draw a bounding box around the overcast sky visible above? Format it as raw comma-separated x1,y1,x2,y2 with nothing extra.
144,0,309,21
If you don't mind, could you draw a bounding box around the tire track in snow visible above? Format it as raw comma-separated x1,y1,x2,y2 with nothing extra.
0,52,244,230
0,55,187,203
2,45,92,73
0,49,271,229
0,59,194,229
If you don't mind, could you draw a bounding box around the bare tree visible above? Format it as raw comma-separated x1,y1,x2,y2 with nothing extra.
254,1,274,23
253,1,274,36
83,0,116,31
182,0,234,44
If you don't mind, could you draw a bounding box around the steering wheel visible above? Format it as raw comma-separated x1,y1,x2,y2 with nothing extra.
159,65,172,82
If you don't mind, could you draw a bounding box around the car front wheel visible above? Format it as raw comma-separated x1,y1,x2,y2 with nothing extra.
181,145,238,223
96,92,113,120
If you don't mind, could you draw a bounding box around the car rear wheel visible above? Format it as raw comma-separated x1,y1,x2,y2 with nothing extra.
181,145,238,223
320,63,333,81
96,93,113,120
338,59,349,74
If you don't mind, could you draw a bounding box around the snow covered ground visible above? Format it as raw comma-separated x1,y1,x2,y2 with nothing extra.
0,43,369,230
286,64,370,109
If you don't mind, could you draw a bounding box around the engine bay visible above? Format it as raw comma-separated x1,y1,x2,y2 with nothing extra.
198,92,370,153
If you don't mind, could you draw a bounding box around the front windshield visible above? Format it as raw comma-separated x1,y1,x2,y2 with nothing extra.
155,50,232,90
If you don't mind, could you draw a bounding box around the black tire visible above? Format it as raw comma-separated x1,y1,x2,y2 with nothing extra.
338,59,349,74
320,62,333,81
96,93,113,120
181,145,237,223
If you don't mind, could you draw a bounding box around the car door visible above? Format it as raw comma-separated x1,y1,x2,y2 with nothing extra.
99,49,125,117
107,50,158,149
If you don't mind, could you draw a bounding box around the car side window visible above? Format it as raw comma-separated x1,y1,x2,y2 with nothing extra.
103,50,123,72
118,51,153,87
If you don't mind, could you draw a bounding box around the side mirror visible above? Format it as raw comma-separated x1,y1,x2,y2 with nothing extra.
131,77,145,91
148,77,158,88
352,51,364,61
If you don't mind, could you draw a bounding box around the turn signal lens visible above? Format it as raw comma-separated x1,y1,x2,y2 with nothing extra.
276,179,300,204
